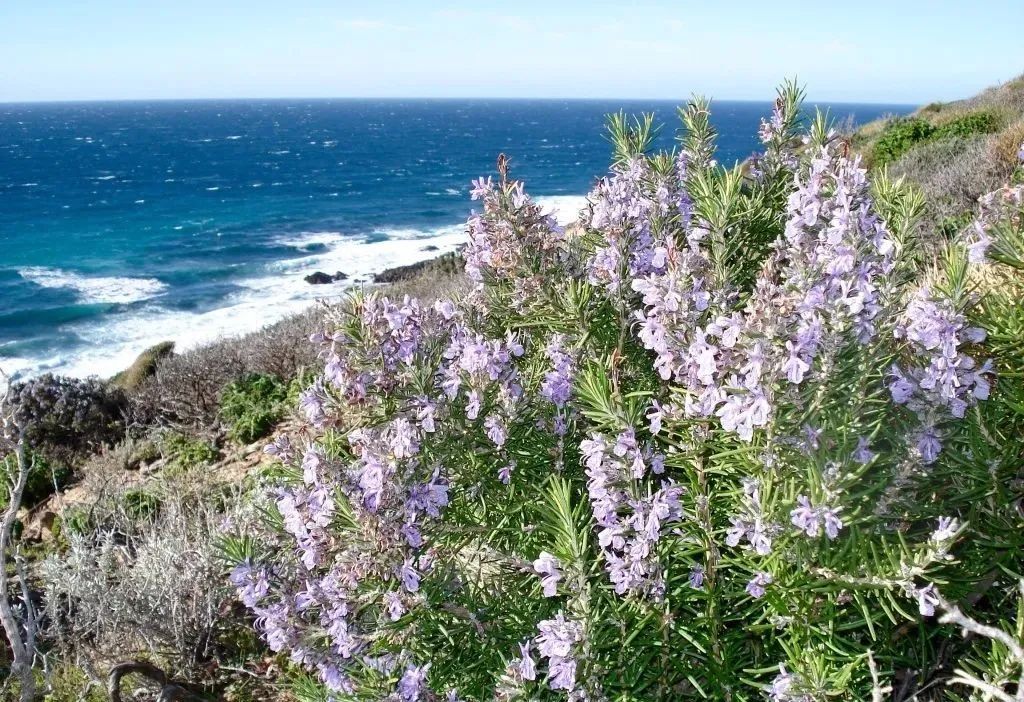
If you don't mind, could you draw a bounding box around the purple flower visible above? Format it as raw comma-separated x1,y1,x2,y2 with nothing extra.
853,436,875,464
541,335,575,407
535,614,583,692
383,591,406,621
746,571,773,599
319,663,352,693
514,640,537,681
932,516,960,543
548,656,578,692
399,558,421,593
484,414,507,447
789,496,819,537
230,561,269,608
498,461,515,485
915,584,940,617
782,343,810,384
264,434,293,460
767,665,805,702
298,384,327,426
389,418,420,459
822,508,843,539
469,176,493,200
790,496,842,540
402,523,423,548
646,401,664,434
465,390,481,421
689,564,705,589
915,428,942,464
398,663,430,701
532,551,563,597
301,446,323,486
967,227,992,264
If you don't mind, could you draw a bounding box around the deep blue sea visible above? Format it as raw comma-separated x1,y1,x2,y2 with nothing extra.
0,99,911,381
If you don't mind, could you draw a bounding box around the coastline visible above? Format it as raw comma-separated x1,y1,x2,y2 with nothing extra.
2,195,588,384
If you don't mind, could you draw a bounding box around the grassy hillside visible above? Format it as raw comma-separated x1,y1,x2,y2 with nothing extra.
851,72,1024,234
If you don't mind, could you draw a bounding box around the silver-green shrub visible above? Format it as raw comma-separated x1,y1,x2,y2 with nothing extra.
225,86,1024,701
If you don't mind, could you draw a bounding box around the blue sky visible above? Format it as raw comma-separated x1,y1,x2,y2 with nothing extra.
1,0,1021,103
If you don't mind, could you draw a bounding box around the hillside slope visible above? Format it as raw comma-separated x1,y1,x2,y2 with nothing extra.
851,72,1024,233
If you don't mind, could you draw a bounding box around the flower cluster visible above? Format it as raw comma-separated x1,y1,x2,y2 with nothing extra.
534,613,586,694
767,666,812,702
890,288,991,463
712,145,895,440
465,175,567,287
789,495,842,540
580,430,682,598
725,478,776,556
533,551,563,597
587,155,691,294
967,182,1024,263
231,293,533,695
629,141,897,447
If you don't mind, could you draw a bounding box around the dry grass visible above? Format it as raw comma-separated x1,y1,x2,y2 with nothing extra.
990,119,1024,171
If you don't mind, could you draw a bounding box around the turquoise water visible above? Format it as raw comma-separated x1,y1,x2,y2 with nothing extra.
0,99,910,380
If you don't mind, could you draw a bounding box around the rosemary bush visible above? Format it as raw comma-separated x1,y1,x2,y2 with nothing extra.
225,85,1024,701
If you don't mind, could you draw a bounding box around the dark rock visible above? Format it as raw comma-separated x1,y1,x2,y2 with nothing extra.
421,245,439,252
304,271,348,285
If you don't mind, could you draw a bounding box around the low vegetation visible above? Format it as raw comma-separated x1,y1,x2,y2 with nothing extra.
219,373,289,444
852,73,1024,237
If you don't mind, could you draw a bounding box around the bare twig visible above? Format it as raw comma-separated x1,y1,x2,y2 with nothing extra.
107,660,203,702
936,583,1024,702
0,367,39,702
868,650,891,702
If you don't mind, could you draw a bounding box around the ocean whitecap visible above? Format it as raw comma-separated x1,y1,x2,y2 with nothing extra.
18,267,168,305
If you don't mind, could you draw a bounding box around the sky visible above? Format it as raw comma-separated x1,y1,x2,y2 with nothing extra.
1,0,1021,104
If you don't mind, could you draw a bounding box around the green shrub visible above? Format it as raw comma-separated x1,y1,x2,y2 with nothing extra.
936,110,1001,139
219,373,288,444
937,210,975,238
51,507,91,549
872,112,1002,169
0,450,72,509
872,117,936,165
120,489,161,522
127,438,161,468
160,432,219,473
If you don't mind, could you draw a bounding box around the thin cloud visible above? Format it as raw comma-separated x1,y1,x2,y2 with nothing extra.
337,19,409,32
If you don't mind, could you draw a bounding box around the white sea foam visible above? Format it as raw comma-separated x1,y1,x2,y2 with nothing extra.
9,194,593,383
18,267,168,305
535,194,590,225
278,232,346,251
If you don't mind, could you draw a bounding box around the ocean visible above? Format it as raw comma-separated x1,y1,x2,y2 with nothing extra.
0,99,911,382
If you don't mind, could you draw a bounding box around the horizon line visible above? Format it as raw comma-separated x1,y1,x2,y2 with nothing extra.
0,94,920,108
